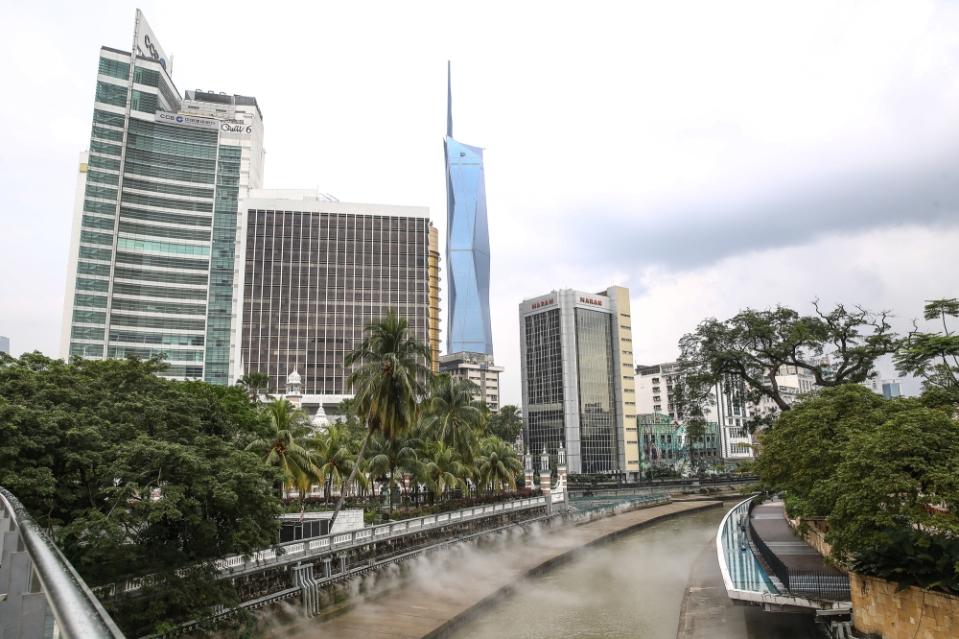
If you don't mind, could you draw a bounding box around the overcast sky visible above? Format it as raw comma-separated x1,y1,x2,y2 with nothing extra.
3,1,958,403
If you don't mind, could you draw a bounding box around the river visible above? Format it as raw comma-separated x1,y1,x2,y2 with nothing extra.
445,504,820,639
281,501,820,639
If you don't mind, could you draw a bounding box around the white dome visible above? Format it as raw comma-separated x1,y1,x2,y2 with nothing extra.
287,369,302,385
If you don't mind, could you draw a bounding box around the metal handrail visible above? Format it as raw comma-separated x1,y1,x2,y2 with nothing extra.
0,486,126,638
99,495,550,595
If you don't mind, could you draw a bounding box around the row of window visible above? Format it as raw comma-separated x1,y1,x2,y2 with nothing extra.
112,297,206,316
95,81,128,107
87,169,120,186
125,161,216,185
108,346,204,362
113,280,208,300
123,177,214,200
93,109,126,128
120,206,211,228
110,313,205,331
122,192,213,213
115,250,209,271
89,154,120,171
119,220,211,242
117,237,210,256
98,57,130,80
109,330,204,347
114,266,208,286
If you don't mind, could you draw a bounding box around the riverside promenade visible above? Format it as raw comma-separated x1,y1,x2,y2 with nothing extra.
287,500,722,639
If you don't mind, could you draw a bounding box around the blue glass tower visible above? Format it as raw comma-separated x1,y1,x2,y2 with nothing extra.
444,62,494,356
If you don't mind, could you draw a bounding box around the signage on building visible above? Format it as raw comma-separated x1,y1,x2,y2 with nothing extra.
134,10,171,74
530,298,555,310
155,111,220,130
155,111,254,135
219,121,254,135
579,296,604,307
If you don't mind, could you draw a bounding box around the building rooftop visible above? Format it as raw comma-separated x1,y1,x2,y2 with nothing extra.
243,190,431,220
185,90,263,120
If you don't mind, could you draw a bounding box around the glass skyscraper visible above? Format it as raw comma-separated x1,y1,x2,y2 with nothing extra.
59,10,264,383
444,63,494,356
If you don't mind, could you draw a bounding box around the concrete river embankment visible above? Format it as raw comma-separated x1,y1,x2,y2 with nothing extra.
273,499,820,639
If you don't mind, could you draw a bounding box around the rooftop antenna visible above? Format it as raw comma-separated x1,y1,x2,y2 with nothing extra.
446,60,453,138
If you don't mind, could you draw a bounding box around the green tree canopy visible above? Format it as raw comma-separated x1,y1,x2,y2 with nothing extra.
0,353,281,635
488,404,523,443
678,301,896,418
755,383,959,593
895,297,959,405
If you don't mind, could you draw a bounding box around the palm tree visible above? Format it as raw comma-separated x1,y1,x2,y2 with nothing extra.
238,371,271,404
310,424,361,504
476,436,522,493
418,442,466,503
420,374,484,462
328,310,431,529
367,433,420,513
245,398,317,497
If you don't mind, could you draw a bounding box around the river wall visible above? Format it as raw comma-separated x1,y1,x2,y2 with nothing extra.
789,516,959,639
850,573,959,639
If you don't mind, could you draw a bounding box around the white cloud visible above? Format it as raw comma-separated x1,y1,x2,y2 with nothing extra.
1,1,957,405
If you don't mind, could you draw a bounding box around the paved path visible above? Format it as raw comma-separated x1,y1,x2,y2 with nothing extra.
751,501,840,573
677,538,821,639
283,500,722,639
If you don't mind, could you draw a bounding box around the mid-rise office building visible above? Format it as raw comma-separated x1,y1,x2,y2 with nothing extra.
519,287,638,477
439,351,504,410
59,10,265,383
636,362,753,464
234,190,440,421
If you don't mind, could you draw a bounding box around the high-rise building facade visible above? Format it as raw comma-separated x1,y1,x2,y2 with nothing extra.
519,287,638,477
0,336,9,355
234,191,440,420
444,63,493,357
439,351,504,410
635,362,753,465
59,11,264,383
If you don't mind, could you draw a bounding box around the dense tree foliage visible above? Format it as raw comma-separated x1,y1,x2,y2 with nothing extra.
0,353,281,634
488,404,524,443
896,297,959,406
0,316,525,633
677,301,896,418
755,384,959,593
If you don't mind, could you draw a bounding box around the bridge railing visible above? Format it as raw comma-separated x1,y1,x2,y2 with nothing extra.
746,499,850,602
0,486,126,639
99,495,548,597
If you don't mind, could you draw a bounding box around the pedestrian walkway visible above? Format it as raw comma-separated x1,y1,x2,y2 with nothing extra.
749,500,848,601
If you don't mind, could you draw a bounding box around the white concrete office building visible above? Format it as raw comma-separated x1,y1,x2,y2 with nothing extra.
439,352,504,410
635,362,754,464
60,10,265,384
233,190,441,423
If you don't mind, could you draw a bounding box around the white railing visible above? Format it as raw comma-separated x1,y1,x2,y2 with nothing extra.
110,496,548,595
0,487,127,638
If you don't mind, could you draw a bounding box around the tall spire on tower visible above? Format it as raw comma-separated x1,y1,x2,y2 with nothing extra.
446,60,453,138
